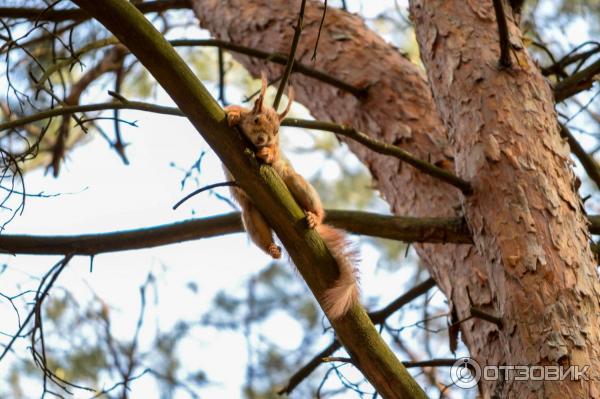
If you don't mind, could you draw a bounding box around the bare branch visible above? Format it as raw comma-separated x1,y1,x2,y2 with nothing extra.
554,58,600,102
172,181,237,210
170,39,365,97
0,255,74,363
469,306,503,328
0,100,184,132
282,118,473,194
273,0,306,109
492,0,512,68
0,211,473,256
1,100,472,194
0,0,191,22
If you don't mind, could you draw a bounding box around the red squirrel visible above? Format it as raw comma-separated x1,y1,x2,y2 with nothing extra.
223,75,359,320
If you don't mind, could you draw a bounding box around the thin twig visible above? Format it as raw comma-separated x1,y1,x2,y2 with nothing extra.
492,0,512,68
0,0,191,22
172,181,237,210
274,0,306,109
554,58,600,102
312,0,327,61
0,255,73,362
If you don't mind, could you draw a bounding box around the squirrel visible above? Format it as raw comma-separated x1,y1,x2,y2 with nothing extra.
223,75,360,320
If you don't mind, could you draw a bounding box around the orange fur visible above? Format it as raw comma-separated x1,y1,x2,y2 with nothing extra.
224,74,360,320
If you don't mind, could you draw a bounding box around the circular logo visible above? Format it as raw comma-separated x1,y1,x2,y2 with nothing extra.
450,357,481,389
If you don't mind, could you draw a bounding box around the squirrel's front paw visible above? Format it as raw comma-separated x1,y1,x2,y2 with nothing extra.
268,243,281,259
256,147,274,164
225,109,242,127
306,212,319,229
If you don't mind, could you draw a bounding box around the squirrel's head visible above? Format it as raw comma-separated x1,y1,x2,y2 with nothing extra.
238,74,293,150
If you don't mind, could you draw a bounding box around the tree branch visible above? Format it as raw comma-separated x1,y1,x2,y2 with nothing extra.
0,0,191,22
559,124,600,189
1,100,472,195
169,39,365,97
542,45,600,77
368,278,437,324
31,2,431,395
282,118,473,194
0,100,184,132
554,58,600,102
0,211,474,256
273,0,306,108
278,277,436,395
18,35,364,99
492,0,512,68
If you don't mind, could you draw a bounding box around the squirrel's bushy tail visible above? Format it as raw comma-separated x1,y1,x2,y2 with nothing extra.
317,224,360,320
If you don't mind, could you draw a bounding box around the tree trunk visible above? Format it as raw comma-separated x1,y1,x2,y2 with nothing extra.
193,0,600,397
409,1,600,397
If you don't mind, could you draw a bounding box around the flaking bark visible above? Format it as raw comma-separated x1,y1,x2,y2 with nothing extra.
410,1,600,396
194,1,600,397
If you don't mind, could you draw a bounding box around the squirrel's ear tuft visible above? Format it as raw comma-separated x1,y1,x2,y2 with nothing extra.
252,72,268,114
278,86,294,121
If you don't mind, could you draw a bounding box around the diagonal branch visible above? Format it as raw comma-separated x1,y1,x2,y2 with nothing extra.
559,124,600,189
554,58,600,102
282,118,473,194
19,35,364,98
170,39,366,97
0,0,191,22
279,277,436,395
273,0,306,109
492,0,512,68
65,2,428,396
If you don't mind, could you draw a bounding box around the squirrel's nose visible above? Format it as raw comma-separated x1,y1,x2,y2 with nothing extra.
256,134,267,145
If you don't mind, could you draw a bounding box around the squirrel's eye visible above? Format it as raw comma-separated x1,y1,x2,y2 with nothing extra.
253,116,260,124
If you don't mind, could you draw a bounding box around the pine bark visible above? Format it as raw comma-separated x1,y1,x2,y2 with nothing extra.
409,1,600,397
193,0,600,397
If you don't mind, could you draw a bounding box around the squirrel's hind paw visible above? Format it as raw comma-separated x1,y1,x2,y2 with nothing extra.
306,212,320,229
268,243,281,259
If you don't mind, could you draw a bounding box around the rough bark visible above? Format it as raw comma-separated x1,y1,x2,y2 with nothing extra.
193,1,600,397
409,1,600,397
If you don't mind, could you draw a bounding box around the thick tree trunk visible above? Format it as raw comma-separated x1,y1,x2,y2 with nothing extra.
409,1,600,397
193,0,600,397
